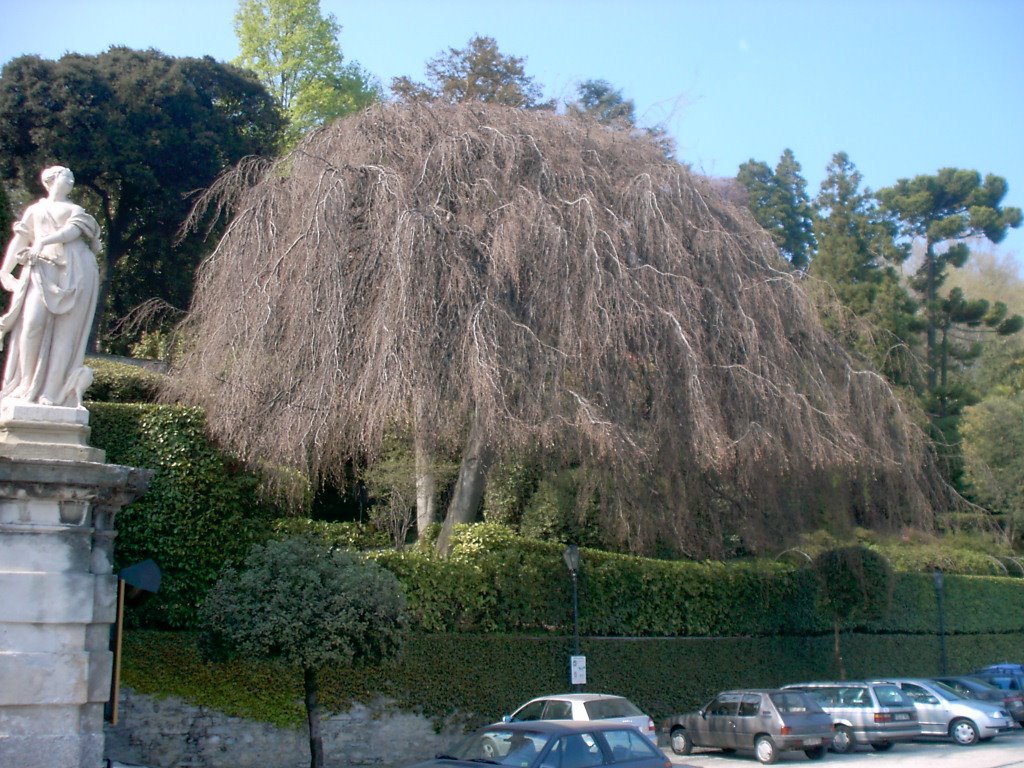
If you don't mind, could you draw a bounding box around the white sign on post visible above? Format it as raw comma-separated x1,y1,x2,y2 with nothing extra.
570,655,587,685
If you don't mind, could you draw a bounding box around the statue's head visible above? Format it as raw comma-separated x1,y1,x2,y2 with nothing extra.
41,165,73,191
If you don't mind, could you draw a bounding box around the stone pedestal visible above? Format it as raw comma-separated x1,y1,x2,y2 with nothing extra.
0,407,150,768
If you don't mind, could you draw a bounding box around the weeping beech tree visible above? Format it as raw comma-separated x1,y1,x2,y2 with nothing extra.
167,102,950,557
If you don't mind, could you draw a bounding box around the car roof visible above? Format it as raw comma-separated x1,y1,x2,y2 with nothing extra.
785,681,878,687
483,720,644,735
524,693,627,702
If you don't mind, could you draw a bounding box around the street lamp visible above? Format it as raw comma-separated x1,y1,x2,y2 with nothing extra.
932,569,947,675
563,544,584,691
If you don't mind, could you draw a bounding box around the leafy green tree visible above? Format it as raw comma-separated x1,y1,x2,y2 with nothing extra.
961,393,1024,545
566,79,636,126
0,183,12,243
812,546,893,679
234,0,378,146
0,48,283,348
809,152,921,382
736,149,816,268
391,35,552,109
200,536,409,768
877,169,1023,397
877,170,1023,480
564,78,674,157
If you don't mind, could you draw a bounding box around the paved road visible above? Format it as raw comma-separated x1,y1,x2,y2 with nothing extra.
665,729,1024,767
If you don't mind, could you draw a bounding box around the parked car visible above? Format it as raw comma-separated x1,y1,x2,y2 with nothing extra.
971,664,1024,698
662,689,834,764
404,720,671,768
782,681,919,753
504,694,657,742
933,675,1024,725
883,678,1017,745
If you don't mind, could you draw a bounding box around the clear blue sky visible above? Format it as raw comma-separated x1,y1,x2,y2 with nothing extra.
1,0,1022,261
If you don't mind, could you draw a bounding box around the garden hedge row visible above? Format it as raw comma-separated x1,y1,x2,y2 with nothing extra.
122,629,1024,730
89,402,281,628
357,523,1024,638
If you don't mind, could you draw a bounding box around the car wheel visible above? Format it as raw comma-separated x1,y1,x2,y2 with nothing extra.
755,735,779,765
669,728,693,756
831,724,854,753
804,745,825,760
950,718,980,746
870,741,894,751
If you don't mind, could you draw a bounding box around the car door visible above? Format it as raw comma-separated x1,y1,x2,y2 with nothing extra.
699,693,742,749
731,694,764,750
898,682,945,735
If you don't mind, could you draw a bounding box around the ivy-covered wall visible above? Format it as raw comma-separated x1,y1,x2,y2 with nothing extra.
90,402,282,628
123,629,1024,730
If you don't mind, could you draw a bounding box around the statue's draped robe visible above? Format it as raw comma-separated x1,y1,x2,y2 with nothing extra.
0,200,100,406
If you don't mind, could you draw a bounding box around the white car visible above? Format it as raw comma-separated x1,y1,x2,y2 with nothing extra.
504,693,657,742
885,678,1018,745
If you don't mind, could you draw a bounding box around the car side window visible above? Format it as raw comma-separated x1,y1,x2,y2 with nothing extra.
708,694,741,716
543,734,602,768
738,695,761,717
807,688,836,707
543,701,573,720
838,687,870,707
900,683,937,704
600,729,660,764
512,701,547,722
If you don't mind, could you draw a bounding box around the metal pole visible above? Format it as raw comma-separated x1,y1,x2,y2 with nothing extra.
936,582,947,675
571,569,581,691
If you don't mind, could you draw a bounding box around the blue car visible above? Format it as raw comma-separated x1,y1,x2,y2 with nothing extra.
404,720,670,768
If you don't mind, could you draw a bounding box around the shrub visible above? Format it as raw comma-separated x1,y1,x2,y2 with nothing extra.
200,536,409,768
86,356,164,403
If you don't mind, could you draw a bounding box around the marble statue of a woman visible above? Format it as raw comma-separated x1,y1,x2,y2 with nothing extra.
0,166,101,408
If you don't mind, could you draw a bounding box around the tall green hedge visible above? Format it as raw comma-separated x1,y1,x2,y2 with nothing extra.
122,629,1024,730
277,520,1024,638
90,403,282,628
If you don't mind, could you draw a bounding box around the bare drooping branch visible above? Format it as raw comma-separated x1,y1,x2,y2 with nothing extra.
167,102,950,556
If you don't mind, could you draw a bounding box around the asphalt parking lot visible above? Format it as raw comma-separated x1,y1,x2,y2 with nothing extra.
665,728,1024,767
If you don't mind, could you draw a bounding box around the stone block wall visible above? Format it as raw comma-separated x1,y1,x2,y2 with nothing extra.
105,688,462,768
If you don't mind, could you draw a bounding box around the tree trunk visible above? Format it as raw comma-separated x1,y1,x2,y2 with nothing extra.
924,241,938,393
304,666,324,768
415,430,437,539
436,410,493,554
832,617,846,681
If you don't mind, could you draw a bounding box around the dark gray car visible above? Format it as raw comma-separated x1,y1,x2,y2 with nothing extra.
662,689,834,764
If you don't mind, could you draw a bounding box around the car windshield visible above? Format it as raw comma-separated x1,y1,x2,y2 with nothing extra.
769,691,825,714
930,680,965,700
584,697,642,719
449,729,550,766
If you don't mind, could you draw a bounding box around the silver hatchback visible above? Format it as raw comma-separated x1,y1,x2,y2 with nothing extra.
782,681,919,753
505,694,657,743
884,678,1017,745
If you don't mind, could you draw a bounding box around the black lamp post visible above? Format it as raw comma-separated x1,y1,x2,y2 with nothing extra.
563,544,582,690
932,569,947,675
